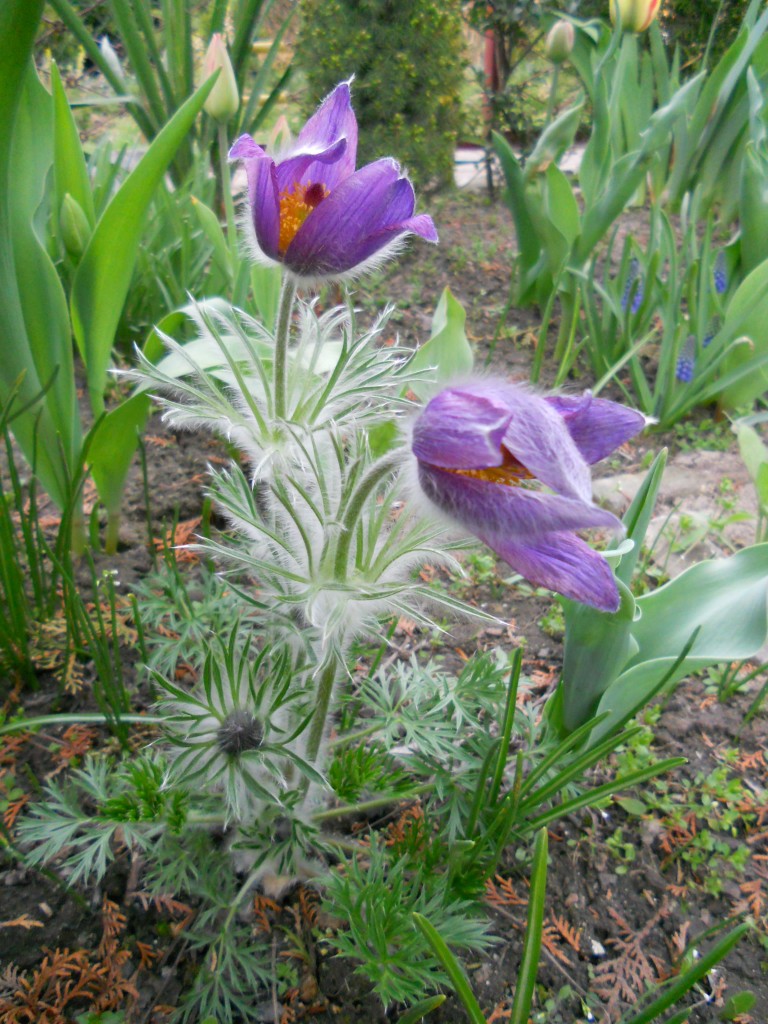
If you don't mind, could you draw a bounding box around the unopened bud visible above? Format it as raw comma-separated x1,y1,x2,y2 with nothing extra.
203,33,239,123
609,0,661,33
216,709,264,756
546,21,575,64
99,35,126,87
59,193,91,259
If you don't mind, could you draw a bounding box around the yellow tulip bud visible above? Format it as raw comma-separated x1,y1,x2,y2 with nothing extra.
546,20,575,64
609,0,661,33
202,33,239,123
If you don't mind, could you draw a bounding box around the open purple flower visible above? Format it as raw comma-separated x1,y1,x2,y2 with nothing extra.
228,82,438,282
411,382,646,612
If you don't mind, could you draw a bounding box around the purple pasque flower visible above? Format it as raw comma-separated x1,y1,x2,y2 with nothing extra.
411,381,646,612
228,81,438,282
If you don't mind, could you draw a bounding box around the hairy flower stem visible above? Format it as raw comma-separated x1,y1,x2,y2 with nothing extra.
274,277,298,419
303,655,339,773
301,454,402,789
312,784,432,823
333,452,400,578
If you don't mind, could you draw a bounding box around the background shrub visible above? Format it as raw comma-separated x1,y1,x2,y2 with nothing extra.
661,0,746,68
295,0,465,192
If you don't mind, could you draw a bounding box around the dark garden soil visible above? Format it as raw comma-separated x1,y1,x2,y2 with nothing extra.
1,190,767,1024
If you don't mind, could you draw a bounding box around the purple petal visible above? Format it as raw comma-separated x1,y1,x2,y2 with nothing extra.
291,81,358,190
339,213,439,268
284,159,434,277
417,465,620,610
417,465,621,539
412,387,514,470
228,137,281,259
544,393,646,463
241,154,281,261
229,135,263,161
274,137,348,194
496,385,591,502
493,532,620,612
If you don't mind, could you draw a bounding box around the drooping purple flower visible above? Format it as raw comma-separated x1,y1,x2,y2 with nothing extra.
713,251,727,295
411,382,646,612
228,82,438,282
621,257,644,313
675,335,696,383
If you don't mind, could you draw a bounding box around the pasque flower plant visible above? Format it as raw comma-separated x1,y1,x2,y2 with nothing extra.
135,80,650,819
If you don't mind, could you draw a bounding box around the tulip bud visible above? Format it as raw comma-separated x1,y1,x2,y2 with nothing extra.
99,35,127,88
59,193,91,259
202,33,239,123
546,20,575,64
609,0,661,33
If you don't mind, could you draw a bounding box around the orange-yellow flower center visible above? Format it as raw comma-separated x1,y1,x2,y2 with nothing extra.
449,450,533,486
278,180,329,254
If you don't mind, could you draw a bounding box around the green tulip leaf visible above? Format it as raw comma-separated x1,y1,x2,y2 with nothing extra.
408,287,474,401
718,256,768,409
71,74,217,414
591,544,768,743
51,62,95,227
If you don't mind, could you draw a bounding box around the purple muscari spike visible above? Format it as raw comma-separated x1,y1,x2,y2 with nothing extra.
702,315,721,349
675,335,696,383
411,380,647,612
621,257,644,313
713,251,727,295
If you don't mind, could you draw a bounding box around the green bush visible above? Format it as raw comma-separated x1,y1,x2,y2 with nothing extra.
295,0,465,191
661,0,746,68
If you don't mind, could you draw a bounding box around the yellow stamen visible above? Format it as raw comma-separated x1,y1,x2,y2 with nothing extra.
448,451,533,486
278,180,329,254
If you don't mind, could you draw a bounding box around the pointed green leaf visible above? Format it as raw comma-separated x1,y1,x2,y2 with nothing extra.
719,257,768,409
411,914,486,1024
510,828,547,1024
71,74,217,414
524,97,585,181
87,393,151,518
395,995,446,1024
50,62,95,226
493,131,541,274
408,288,474,401
616,448,668,585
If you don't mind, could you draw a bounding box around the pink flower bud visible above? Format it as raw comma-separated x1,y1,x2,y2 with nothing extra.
202,33,239,123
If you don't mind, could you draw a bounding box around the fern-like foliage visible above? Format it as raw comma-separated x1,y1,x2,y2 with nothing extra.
17,756,186,886
323,837,493,1007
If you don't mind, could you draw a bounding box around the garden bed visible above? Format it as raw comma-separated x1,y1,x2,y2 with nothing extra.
1,190,767,1024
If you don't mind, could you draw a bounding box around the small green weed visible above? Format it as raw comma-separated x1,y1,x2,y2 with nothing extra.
610,715,767,906
672,417,734,452
539,603,565,639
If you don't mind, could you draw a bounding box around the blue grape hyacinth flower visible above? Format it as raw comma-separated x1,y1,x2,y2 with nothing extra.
702,316,721,349
714,251,727,295
621,257,644,313
676,335,696,383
